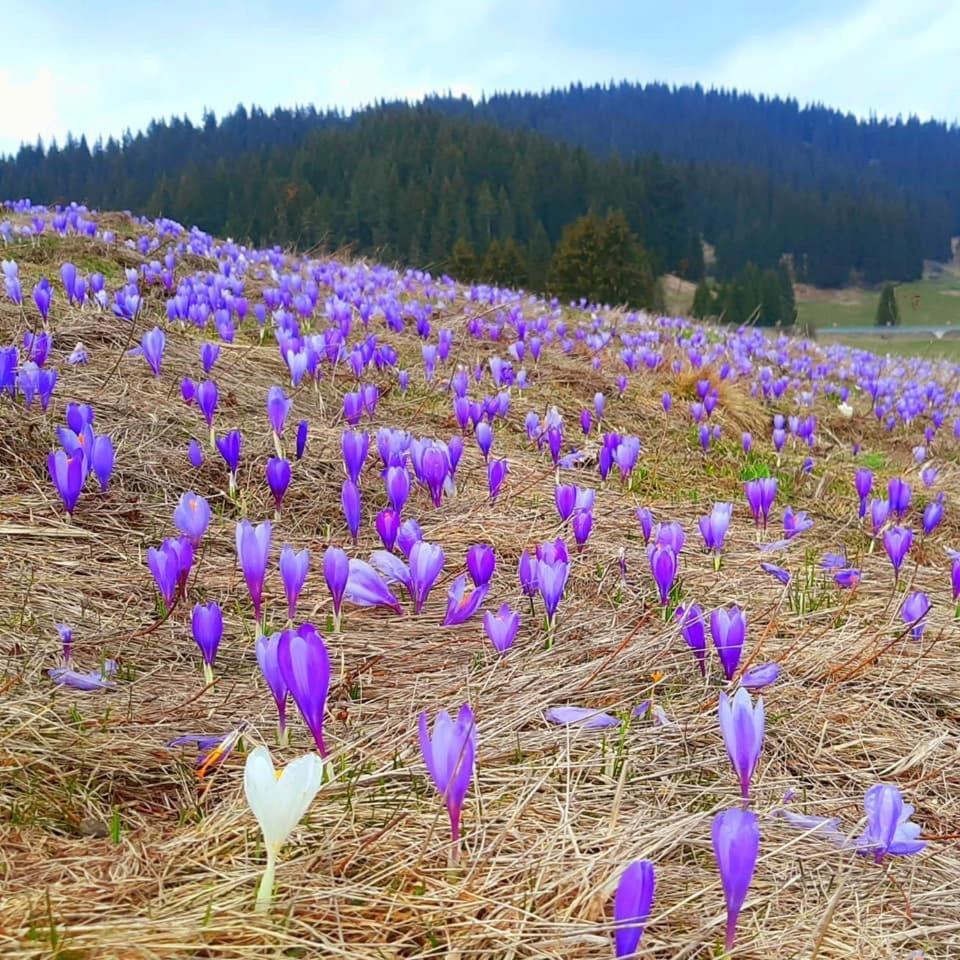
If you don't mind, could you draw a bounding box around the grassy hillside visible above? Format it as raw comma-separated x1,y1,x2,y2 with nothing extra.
1,202,958,958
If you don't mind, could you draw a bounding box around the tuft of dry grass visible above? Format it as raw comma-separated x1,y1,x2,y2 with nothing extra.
1,216,959,959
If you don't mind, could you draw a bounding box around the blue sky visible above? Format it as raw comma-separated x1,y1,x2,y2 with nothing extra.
3,0,959,155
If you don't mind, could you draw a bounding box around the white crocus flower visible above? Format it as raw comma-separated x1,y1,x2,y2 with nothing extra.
244,745,323,912
838,401,854,418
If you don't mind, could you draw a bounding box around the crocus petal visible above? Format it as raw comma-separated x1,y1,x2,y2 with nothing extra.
545,706,619,728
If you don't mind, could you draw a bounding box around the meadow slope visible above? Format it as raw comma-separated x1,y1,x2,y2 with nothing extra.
1,203,959,959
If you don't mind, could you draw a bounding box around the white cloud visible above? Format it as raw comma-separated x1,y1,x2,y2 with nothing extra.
712,0,960,120
0,67,61,154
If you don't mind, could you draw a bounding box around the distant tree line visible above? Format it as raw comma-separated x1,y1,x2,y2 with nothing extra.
691,264,796,327
0,85,951,292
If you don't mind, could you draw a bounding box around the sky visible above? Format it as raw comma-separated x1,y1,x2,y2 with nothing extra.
2,0,960,155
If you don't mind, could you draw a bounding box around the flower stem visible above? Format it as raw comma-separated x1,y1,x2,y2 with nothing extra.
254,850,277,913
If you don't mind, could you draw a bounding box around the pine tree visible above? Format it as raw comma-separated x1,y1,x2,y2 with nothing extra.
549,209,654,307
449,237,479,281
776,262,796,324
481,239,507,284
875,283,901,327
526,220,552,291
691,279,714,318
499,238,528,289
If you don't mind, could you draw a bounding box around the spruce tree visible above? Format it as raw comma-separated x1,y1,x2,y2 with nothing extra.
449,237,479,281
481,239,507,283
875,283,900,327
691,279,714,318
499,238,528,289
549,209,654,307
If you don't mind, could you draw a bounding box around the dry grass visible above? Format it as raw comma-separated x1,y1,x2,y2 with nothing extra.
1,219,959,959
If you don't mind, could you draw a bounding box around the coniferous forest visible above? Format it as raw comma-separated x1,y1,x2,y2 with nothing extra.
2,82,958,309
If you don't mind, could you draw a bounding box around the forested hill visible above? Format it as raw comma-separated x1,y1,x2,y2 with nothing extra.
426,83,960,218
0,85,954,290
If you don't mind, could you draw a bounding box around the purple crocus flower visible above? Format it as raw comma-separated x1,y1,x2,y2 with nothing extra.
65,403,94,433
279,545,310,621
341,479,361,542
475,421,493,459
555,484,577,522
922,496,944,535
519,550,539,597
699,503,732,565
711,606,746,681
342,430,370,484
613,859,655,958
636,507,653,543
33,279,52,320
443,575,488,626
653,521,684,555
376,508,400,551
418,703,476,862
197,380,219,429
648,544,677,606
901,591,931,640
140,327,166,376
760,562,791,585
948,548,960,607
200,341,220,373
545,706,619,728
712,808,760,952
278,622,331,756
834,568,861,589
295,419,309,460
344,557,402,613
323,546,350,630
741,662,781,689
718,688,765,798
266,457,292,509
173,491,211,544
191,601,223,683
420,446,448,507
90,435,115,491
265,385,292,439
483,603,520,653
572,509,593,548
855,468,873,518
48,660,118,691
466,544,496,587
783,507,813,539
147,540,181,609
397,518,423,557
883,526,913,580
741,432,752,453
538,557,570,628
187,439,204,468
385,465,410,514
487,458,508,499
744,477,777,530
216,430,242,488
256,631,289,743
870,497,890,536
887,477,912,518
57,623,73,662
409,540,445,613
675,603,707,676
236,519,272,626
856,784,925,862
48,449,84,514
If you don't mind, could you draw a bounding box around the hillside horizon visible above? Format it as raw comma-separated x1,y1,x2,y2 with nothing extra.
3,81,956,300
